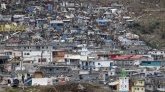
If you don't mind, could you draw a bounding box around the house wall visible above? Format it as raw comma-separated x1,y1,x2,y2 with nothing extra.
94,61,111,68
40,66,71,77
139,61,161,68
148,51,165,56
3,50,21,60
131,80,145,92
108,69,116,76
114,60,140,67
145,85,154,91
119,77,129,92
52,51,65,62
32,78,52,86
134,80,145,86
93,60,113,71
17,73,28,80
80,60,113,71
131,86,145,92
64,54,81,60
23,50,52,64
148,51,165,60
50,21,64,31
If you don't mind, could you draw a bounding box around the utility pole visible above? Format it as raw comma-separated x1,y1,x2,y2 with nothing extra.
20,47,24,90
41,50,43,65
18,29,24,90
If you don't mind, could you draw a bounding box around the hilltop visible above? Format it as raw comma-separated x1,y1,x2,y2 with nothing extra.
117,0,165,49
88,0,165,49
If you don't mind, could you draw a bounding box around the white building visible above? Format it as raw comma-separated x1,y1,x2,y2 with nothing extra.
92,60,113,71
23,50,52,64
1,3,6,10
148,50,165,60
148,50,165,57
119,77,129,92
2,50,21,60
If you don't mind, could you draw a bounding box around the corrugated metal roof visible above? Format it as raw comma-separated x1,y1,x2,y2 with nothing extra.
111,55,143,60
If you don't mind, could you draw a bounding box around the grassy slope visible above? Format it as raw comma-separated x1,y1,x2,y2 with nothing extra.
121,0,165,49
88,0,165,49
81,0,165,49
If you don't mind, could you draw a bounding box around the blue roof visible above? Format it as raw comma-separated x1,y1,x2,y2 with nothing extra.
140,61,161,66
96,19,109,23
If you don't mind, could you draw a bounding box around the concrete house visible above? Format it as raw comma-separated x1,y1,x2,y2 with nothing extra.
131,79,145,92
52,50,66,63
139,61,164,69
148,50,165,60
23,50,52,64
111,55,143,68
50,20,64,31
145,76,165,92
39,65,72,77
80,59,113,71
65,54,88,70
118,77,129,92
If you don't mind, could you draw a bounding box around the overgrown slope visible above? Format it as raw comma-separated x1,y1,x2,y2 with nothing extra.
115,0,165,49
127,0,165,49
86,0,165,49
4,83,110,92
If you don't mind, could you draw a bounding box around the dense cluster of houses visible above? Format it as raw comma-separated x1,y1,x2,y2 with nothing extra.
0,0,165,92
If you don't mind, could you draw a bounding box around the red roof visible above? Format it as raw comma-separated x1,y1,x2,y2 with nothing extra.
110,54,142,60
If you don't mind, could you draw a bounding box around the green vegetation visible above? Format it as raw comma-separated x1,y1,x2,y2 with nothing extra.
4,87,22,92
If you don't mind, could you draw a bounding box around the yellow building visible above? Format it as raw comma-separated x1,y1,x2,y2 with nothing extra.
0,23,26,32
131,79,145,92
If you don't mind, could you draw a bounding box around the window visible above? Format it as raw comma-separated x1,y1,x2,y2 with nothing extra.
36,46,40,49
137,88,139,90
53,46,56,49
147,62,151,64
55,80,58,82
38,58,46,62
7,52,12,55
24,53,30,55
98,63,100,65
141,88,144,90
105,74,108,76
57,24,63,26
49,69,52,71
